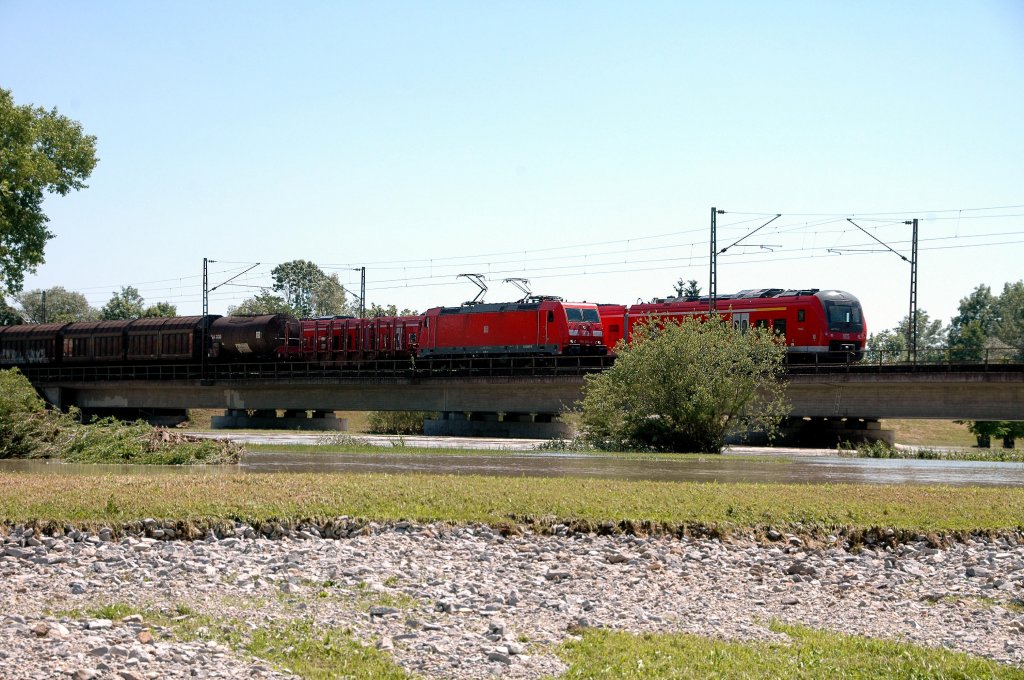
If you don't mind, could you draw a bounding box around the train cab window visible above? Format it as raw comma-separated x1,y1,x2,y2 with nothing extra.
548,311,555,323
797,309,805,322
774,319,787,338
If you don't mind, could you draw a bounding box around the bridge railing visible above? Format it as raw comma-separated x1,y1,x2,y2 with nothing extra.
17,354,617,383
787,345,1023,374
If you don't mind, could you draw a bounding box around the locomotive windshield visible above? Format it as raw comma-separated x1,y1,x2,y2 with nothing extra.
825,301,863,330
565,307,600,323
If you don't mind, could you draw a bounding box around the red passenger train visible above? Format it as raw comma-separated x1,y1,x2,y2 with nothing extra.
599,288,866,361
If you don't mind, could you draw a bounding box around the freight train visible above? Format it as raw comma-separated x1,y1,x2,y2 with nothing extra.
0,288,866,367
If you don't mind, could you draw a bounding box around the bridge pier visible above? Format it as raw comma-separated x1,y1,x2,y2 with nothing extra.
423,411,572,439
211,409,347,431
774,417,895,448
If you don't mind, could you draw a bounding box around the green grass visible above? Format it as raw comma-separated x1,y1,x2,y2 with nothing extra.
883,419,978,448
4,471,1024,536
555,623,1024,679
64,601,410,679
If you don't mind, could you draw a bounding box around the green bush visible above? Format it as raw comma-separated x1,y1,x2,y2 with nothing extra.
579,315,788,453
0,368,241,464
366,411,429,435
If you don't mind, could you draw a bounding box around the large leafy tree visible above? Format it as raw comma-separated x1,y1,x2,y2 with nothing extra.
579,315,789,453
268,260,354,317
311,273,354,317
948,285,998,361
271,260,325,317
100,286,145,320
0,88,98,295
14,286,97,323
994,281,1024,359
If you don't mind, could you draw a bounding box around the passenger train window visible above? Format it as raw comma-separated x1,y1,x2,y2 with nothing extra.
774,319,787,338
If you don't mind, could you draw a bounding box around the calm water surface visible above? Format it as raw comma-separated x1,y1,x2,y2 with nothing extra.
3,451,1024,487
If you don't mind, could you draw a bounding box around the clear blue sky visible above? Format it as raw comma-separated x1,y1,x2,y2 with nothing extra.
2,1,1022,332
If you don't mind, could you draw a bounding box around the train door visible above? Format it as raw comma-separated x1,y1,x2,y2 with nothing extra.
732,312,750,333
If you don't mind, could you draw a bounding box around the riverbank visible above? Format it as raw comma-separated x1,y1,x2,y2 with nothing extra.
4,471,1024,535
2,521,1022,679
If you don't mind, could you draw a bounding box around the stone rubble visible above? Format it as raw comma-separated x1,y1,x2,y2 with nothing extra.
2,521,1023,678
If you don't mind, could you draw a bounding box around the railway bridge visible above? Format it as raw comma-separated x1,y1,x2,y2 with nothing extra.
22,360,1024,443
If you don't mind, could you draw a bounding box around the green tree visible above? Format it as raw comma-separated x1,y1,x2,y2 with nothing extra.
311,273,353,317
0,300,22,325
865,329,905,363
994,280,1024,360
367,303,418,317
227,292,295,316
271,260,327,317
14,286,97,323
578,315,789,453
100,286,145,320
0,88,98,295
143,301,178,318
948,285,998,361
673,278,701,298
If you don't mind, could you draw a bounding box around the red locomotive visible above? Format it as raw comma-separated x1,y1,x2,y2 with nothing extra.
599,288,866,361
419,299,605,357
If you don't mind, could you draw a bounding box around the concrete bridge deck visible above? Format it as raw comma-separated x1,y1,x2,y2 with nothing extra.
34,365,1024,421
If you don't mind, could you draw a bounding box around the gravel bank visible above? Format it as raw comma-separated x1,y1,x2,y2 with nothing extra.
2,521,1023,678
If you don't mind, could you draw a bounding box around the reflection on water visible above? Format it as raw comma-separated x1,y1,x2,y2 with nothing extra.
3,452,1024,487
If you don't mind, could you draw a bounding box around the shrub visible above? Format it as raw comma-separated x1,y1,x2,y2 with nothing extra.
579,315,788,453
366,411,430,435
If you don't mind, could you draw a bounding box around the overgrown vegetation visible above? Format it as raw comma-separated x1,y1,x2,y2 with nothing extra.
0,368,241,464
579,315,788,453
366,410,431,435
557,623,1024,679
842,439,1024,462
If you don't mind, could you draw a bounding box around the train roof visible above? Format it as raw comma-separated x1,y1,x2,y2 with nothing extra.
646,288,836,304
431,299,596,315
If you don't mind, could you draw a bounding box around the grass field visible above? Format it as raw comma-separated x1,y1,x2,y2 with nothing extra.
3,471,1023,537
557,625,1024,679
882,419,980,447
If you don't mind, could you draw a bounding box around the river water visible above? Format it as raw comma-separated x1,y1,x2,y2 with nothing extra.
2,448,1024,487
